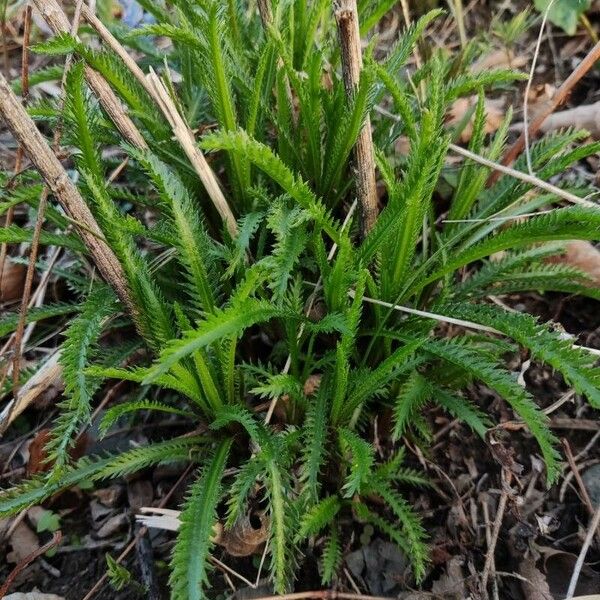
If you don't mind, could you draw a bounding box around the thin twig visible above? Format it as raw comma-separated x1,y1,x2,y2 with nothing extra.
0,0,8,77
375,105,598,208
334,0,378,236
0,4,31,287
451,144,597,207
562,438,595,515
0,531,63,597
490,38,600,185
565,504,600,599
481,471,511,593
10,188,49,392
574,429,600,462
561,438,600,546
346,291,600,357
398,0,425,99
523,0,556,176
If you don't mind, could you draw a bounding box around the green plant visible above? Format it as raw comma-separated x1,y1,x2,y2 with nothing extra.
534,0,591,35
1,2,599,598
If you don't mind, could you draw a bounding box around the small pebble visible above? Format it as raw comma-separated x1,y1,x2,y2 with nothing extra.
582,464,600,508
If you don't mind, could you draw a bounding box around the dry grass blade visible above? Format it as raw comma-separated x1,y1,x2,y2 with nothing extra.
76,3,238,237
146,69,238,237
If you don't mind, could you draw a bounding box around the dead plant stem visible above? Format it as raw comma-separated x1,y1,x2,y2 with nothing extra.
490,39,600,184
334,0,378,236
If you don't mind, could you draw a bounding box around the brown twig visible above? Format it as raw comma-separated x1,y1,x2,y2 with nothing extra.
334,0,378,237
489,40,600,186
10,188,49,392
78,3,238,237
565,504,600,599
0,4,31,288
481,471,512,594
30,0,148,149
0,0,8,77
0,531,63,598
10,0,87,393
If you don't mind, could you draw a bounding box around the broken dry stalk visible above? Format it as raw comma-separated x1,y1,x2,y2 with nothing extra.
79,3,154,100
78,5,238,237
0,72,137,318
481,471,512,594
334,0,378,236
30,0,148,149
490,39,600,185
146,70,239,237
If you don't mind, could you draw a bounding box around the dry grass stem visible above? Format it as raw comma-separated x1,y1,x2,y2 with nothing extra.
31,0,148,149
146,69,238,237
334,0,378,236
0,72,137,316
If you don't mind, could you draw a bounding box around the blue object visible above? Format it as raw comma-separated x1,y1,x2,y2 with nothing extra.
118,0,155,27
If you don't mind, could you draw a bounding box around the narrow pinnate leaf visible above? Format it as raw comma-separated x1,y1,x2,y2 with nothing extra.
170,440,232,600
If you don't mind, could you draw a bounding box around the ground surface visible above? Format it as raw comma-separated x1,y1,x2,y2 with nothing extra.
1,1,599,599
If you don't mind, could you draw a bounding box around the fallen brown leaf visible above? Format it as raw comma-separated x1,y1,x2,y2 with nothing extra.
471,49,528,73
0,260,26,303
7,521,39,564
547,241,600,286
518,557,553,600
447,96,505,143
26,427,88,476
220,514,270,557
